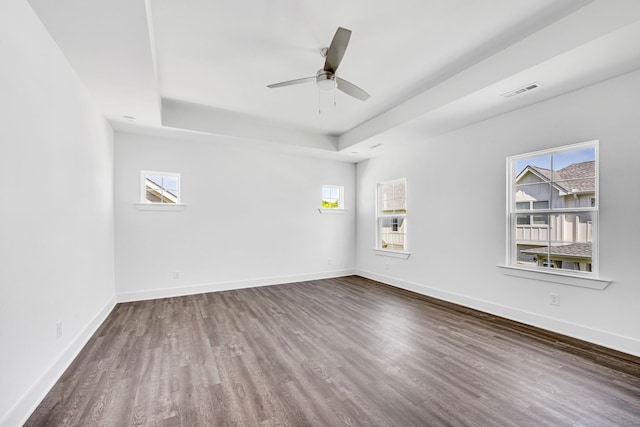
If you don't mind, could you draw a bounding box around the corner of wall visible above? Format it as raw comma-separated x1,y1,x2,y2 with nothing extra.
1,297,117,427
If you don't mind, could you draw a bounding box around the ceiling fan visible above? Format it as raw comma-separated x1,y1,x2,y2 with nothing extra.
267,27,371,101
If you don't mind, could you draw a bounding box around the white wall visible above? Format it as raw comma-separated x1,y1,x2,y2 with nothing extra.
356,70,640,357
114,133,355,301
0,1,116,425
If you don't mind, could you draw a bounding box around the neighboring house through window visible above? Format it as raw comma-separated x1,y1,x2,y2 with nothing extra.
141,171,180,204
516,201,549,225
507,141,598,273
377,178,407,251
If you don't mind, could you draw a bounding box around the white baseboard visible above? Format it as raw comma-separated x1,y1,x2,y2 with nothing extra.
117,269,356,303
356,269,640,357
2,295,117,427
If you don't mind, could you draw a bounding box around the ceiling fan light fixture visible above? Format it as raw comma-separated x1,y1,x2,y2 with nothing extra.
316,72,336,91
317,79,336,91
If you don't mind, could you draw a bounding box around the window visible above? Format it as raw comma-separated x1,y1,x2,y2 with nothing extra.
516,200,549,225
507,141,598,274
377,178,407,252
321,185,344,209
141,171,180,204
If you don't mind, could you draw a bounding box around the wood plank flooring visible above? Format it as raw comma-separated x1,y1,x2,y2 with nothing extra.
26,276,640,426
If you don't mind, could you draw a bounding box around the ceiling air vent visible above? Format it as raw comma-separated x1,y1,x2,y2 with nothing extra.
501,82,542,98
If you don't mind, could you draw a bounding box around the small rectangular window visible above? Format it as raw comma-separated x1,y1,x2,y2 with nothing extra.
321,185,344,209
141,171,181,204
377,179,407,251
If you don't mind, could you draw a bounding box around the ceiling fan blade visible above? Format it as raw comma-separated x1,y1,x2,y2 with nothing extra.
324,27,351,73
267,76,315,88
336,77,370,101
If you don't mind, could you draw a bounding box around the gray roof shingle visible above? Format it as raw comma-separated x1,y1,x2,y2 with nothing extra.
521,243,592,259
526,161,595,193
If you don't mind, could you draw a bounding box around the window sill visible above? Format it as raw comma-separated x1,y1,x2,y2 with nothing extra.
372,248,411,259
318,208,348,215
497,265,611,290
134,203,187,211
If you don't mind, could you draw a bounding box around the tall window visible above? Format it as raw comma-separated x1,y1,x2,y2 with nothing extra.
141,171,181,204
507,141,598,273
377,178,407,251
321,185,344,209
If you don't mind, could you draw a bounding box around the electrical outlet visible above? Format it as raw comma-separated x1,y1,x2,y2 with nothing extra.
327,259,333,265
550,294,560,306
173,271,180,279
56,321,62,339
385,262,390,270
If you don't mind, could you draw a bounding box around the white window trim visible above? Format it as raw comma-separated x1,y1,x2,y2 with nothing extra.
372,248,411,259
135,203,187,211
497,265,610,289
374,178,410,256
501,140,610,288
318,208,348,214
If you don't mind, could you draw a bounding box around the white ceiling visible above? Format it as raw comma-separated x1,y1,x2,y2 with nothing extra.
26,0,640,161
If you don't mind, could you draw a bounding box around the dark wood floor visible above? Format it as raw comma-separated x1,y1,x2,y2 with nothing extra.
27,276,640,426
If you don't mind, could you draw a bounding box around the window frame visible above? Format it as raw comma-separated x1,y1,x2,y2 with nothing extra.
321,184,344,209
374,178,409,258
502,140,610,288
135,170,186,211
